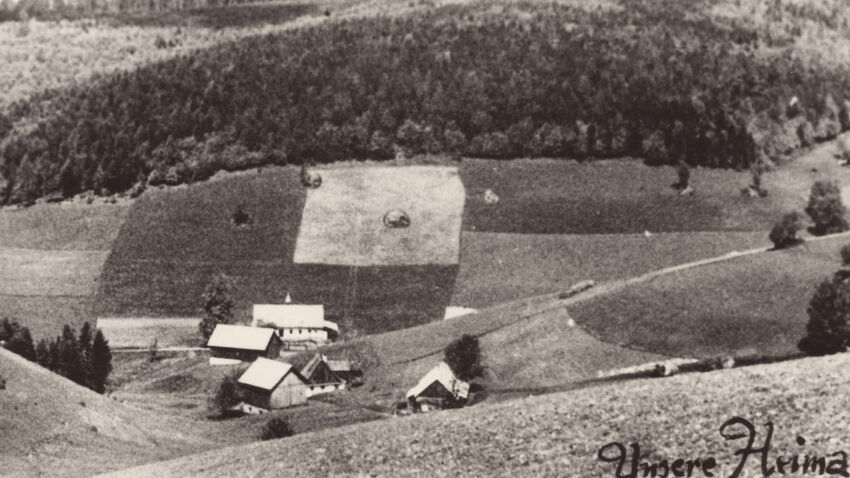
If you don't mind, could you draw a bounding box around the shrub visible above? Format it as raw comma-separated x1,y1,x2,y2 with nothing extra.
799,278,850,356
444,334,483,382
769,212,803,249
232,205,252,226
212,375,244,417
841,244,850,267
260,417,294,440
805,180,849,235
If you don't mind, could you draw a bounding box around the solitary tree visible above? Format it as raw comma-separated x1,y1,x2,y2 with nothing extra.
841,244,850,267
799,277,850,355
769,212,803,249
199,275,236,340
805,181,849,235
676,162,691,190
444,334,484,382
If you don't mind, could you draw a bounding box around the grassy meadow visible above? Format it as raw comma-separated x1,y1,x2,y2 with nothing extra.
294,165,464,266
95,166,460,336
0,202,128,339
569,235,850,358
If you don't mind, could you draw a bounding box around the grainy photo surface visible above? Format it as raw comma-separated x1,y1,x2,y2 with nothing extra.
3,0,850,476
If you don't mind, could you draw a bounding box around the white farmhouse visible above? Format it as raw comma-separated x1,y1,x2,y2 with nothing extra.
252,302,339,350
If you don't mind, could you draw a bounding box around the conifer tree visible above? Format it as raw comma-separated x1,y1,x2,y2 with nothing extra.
90,329,112,394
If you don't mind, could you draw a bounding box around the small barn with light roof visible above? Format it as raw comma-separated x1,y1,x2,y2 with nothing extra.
406,361,470,412
206,324,282,365
238,358,310,409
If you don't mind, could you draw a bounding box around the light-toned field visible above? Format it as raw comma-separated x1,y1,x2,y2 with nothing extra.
0,202,129,250
97,317,202,348
0,202,128,339
0,247,108,296
294,165,465,266
0,3,323,109
103,352,850,478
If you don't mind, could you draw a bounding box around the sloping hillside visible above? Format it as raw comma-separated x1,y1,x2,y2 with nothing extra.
569,233,850,358
102,351,850,477
95,166,459,336
6,0,850,204
0,202,129,339
0,348,214,477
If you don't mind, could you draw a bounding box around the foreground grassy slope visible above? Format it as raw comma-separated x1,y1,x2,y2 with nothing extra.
0,348,216,477
105,352,850,477
95,166,458,336
569,234,850,358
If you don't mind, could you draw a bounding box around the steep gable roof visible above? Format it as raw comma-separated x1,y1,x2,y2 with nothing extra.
252,304,339,332
327,359,353,373
206,324,278,351
238,358,306,391
406,362,470,400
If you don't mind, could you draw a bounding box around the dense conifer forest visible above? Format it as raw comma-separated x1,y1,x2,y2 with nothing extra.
2,0,850,204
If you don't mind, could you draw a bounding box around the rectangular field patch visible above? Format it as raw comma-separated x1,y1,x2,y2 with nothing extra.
0,247,109,296
294,166,465,266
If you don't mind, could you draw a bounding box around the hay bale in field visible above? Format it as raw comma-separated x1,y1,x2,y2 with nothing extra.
383,209,411,228
654,361,679,377
483,189,499,204
300,165,322,189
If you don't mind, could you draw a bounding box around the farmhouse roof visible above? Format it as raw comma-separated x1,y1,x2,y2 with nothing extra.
327,359,353,373
206,324,279,351
406,361,470,400
300,353,331,380
238,358,307,391
252,304,338,332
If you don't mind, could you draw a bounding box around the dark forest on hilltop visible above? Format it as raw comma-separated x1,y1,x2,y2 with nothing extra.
2,0,850,204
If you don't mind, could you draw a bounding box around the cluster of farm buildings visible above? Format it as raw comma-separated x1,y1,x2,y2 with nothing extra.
98,294,472,414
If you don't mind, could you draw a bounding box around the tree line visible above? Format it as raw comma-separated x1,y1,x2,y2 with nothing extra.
3,1,850,204
0,319,112,393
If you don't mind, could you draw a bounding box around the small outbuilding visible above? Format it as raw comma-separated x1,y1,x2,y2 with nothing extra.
206,324,282,364
406,361,470,413
238,358,310,409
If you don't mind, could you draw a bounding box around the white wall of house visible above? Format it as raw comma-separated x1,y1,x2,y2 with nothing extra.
269,373,309,409
305,382,346,397
279,327,329,342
